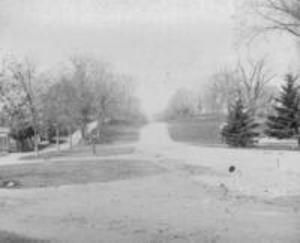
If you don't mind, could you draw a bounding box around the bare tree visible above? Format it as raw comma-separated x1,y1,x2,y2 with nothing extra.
42,76,79,151
250,0,300,38
165,88,199,119
106,74,139,122
236,57,274,115
203,69,240,114
203,58,274,116
68,56,143,147
9,60,39,155
1,58,43,155
86,61,115,140
69,57,96,141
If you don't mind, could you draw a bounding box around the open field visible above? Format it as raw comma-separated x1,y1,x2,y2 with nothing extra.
0,122,299,242
0,162,299,243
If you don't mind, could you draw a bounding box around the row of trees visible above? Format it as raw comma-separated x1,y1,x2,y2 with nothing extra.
0,56,145,153
163,65,300,148
163,88,202,120
164,57,275,121
222,74,300,148
164,0,300,148
203,58,275,116
220,0,300,148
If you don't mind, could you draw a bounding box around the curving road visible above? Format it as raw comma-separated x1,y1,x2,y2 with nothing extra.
138,122,174,146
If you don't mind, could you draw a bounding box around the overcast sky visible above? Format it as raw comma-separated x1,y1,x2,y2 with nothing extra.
0,0,298,115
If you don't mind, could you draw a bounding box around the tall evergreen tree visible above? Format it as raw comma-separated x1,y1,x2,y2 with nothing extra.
221,96,259,147
265,74,300,147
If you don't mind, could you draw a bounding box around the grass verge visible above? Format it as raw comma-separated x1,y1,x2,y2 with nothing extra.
0,159,166,189
21,145,135,161
91,122,144,144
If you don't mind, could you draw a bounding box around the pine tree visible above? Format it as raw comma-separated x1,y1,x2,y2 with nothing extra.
221,96,259,147
265,74,300,147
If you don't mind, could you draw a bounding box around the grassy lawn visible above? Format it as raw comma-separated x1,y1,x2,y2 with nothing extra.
22,122,144,160
168,115,300,151
0,231,48,243
21,145,135,161
0,159,165,189
167,114,225,146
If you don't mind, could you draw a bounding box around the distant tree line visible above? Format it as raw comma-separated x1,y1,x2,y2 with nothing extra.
164,0,300,149
163,88,202,120
202,58,275,116
222,74,300,148
0,56,145,153
163,59,300,148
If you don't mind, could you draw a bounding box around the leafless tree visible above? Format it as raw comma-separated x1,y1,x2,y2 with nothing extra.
236,57,275,115
250,0,300,38
203,68,239,114
69,57,96,140
42,76,79,151
204,58,274,116
165,88,200,119
5,59,42,155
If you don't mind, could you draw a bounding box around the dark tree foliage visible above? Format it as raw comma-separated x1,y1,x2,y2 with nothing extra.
9,124,35,151
222,97,259,147
265,74,300,146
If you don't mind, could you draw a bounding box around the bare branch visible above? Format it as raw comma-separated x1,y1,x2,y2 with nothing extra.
252,0,300,38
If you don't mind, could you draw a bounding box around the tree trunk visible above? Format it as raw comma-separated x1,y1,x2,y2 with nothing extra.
92,139,96,155
298,136,300,149
32,111,39,156
97,114,105,142
28,99,39,156
17,140,22,152
97,124,101,141
69,127,73,150
56,126,60,151
81,125,86,142
34,132,39,156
